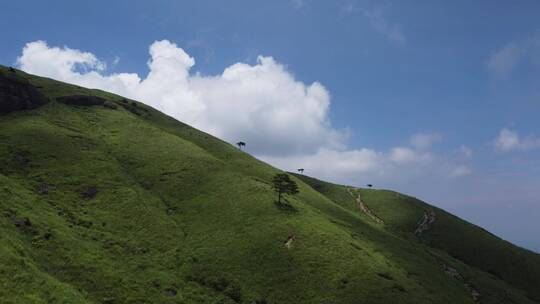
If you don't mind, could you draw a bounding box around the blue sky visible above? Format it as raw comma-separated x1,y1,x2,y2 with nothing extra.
1,0,540,252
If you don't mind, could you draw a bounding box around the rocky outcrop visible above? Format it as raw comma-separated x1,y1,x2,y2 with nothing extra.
81,186,98,199
414,208,436,235
56,94,120,110
285,235,295,249
442,264,481,303
0,69,49,114
56,95,107,106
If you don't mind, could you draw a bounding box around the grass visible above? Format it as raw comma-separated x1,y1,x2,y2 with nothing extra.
1,65,539,304
295,173,540,304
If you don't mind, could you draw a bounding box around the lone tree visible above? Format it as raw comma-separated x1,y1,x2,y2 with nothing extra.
236,141,246,150
272,173,299,205
297,168,304,174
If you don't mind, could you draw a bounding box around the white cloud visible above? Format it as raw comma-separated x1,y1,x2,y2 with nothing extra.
17,40,344,157
495,128,540,152
495,129,520,151
487,43,523,78
487,32,540,78
449,165,471,178
389,147,430,164
261,148,384,182
261,143,435,186
364,7,406,44
16,40,106,79
410,133,442,150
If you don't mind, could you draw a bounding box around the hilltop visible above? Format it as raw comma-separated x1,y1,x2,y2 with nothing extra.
1,65,539,304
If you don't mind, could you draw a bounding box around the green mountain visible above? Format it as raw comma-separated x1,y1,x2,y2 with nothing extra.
1,65,539,304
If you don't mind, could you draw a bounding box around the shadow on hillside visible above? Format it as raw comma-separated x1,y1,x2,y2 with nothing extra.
274,200,298,213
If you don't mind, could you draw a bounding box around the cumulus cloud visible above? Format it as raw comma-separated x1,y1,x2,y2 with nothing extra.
261,148,384,182
17,40,344,157
388,147,430,164
16,41,106,79
494,128,540,152
261,135,436,185
363,7,406,44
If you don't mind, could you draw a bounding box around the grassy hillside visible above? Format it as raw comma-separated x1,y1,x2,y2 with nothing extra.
295,173,540,303
1,65,539,304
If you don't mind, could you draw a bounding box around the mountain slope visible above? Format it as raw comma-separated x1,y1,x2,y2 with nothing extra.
1,65,539,304
295,173,540,303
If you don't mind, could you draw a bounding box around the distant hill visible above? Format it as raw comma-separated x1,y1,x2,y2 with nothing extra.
1,65,539,304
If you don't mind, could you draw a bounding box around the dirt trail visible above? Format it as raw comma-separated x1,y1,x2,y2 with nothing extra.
347,188,384,224
414,208,436,235
442,264,481,303
284,235,295,249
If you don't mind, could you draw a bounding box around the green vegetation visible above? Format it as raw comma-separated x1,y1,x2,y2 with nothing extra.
295,173,540,304
271,173,299,205
1,65,539,304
